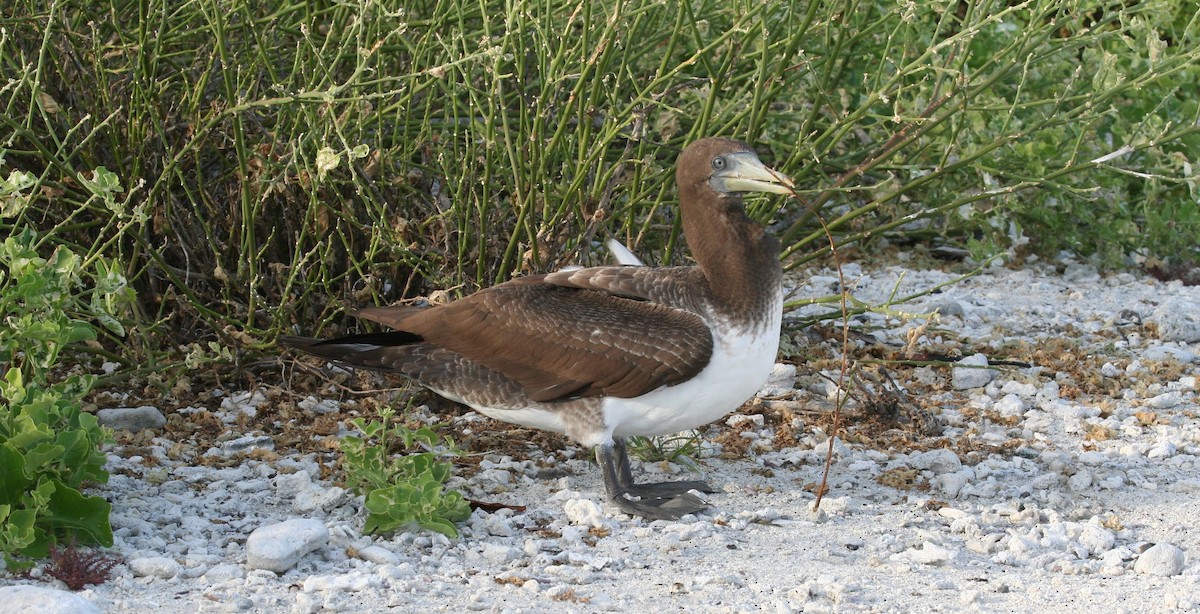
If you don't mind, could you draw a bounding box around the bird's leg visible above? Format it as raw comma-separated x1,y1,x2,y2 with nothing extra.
595,439,712,520
611,437,637,487
612,438,715,497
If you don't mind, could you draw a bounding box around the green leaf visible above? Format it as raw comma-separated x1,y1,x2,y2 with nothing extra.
42,480,113,548
78,167,124,214
0,368,25,403
63,322,98,344
4,414,52,454
419,518,459,539
315,146,340,180
0,444,33,506
84,166,123,195
0,505,39,565
46,247,81,281
0,169,36,218
90,301,126,336
21,442,67,477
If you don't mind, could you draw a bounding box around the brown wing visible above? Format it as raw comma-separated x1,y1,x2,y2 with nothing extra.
355,275,713,402
543,265,710,313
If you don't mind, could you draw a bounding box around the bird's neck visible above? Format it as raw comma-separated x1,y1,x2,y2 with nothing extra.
682,195,782,326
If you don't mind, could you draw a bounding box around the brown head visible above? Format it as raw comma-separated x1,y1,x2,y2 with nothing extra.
673,138,793,304
675,138,794,202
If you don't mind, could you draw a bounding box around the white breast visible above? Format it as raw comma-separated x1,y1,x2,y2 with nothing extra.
598,295,783,445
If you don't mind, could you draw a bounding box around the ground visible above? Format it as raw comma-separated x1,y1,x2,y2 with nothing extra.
2,256,1198,613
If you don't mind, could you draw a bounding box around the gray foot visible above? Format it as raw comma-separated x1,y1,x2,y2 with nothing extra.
625,480,714,498
609,490,708,520
596,440,714,520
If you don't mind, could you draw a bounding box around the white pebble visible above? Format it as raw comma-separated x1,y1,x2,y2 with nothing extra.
1134,543,1186,576
203,563,245,582
726,413,765,429
1145,391,1182,409
952,354,994,390
1147,440,1178,459
1000,381,1038,398
292,485,347,513
937,506,969,520
1142,345,1196,363
564,498,607,527
1078,524,1115,556
356,545,400,566
893,541,956,565
128,556,182,579
1166,592,1199,610
939,470,974,498
480,512,517,537
905,449,962,474
1067,470,1093,492
0,586,101,614
273,471,313,498
994,394,1027,417
480,542,522,564
96,406,167,431
1150,300,1200,343
302,573,374,592
297,396,341,414
758,363,797,396
292,592,321,614
588,593,620,610
246,518,330,573
816,496,849,515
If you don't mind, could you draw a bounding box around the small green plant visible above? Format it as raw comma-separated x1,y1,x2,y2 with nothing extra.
340,406,471,538
0,218,131,566
626,432,704,473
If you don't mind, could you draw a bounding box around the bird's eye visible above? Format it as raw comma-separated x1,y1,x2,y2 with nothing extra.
712,156,726,171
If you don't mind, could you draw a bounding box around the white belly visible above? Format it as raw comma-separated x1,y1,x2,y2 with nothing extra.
601,306,781,443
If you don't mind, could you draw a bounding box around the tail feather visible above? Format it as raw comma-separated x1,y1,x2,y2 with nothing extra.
278,331,423,367
277,334,320,349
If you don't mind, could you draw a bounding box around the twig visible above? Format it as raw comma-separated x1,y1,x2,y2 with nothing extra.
775,167,852,512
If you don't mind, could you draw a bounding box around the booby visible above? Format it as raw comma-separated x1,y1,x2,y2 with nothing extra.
281,137,793,519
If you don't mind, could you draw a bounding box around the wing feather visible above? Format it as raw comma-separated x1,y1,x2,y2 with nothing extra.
543,266,709,313
356,274,713,402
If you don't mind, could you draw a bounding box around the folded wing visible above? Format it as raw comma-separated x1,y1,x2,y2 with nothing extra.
319,273,714,403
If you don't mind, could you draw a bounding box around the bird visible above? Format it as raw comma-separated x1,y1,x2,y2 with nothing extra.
281,137,793,520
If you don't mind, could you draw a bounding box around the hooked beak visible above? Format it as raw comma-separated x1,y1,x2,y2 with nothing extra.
710,152,794,195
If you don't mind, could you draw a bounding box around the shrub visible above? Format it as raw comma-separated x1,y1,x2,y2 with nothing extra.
3,0,1196,352
0,218,132,565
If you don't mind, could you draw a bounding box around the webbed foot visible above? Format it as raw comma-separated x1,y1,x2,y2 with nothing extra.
595,439,715,520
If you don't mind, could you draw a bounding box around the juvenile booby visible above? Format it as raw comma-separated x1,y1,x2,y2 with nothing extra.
281,137,793,519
